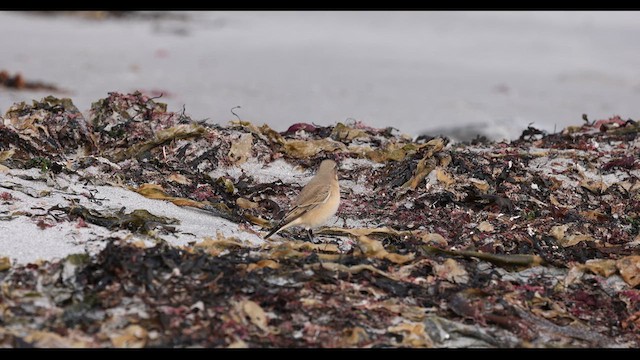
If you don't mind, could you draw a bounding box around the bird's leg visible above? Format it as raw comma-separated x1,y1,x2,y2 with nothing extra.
307,229,316,243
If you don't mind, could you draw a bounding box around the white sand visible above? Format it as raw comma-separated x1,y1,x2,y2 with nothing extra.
1,11,639,140
209,158,310,185
0,168,263,264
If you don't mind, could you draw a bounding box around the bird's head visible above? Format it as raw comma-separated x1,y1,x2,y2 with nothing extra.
318,159,338,179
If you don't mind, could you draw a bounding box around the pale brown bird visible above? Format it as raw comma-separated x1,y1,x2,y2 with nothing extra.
264,159,340,241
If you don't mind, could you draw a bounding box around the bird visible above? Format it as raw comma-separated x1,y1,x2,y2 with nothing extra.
264,159,340,241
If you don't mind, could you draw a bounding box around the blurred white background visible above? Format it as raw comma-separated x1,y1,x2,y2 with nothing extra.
1,11,639,140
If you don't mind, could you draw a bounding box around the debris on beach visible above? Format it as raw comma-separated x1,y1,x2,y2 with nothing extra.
0,93,639,348
0,70,63,92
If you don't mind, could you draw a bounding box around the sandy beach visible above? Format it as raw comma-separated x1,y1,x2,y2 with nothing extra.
1,11,640,140
1,12,639,348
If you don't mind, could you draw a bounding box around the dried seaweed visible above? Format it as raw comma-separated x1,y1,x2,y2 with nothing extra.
49,204,178,234
0,70,62,92
0,94,639,348
423,246,545,269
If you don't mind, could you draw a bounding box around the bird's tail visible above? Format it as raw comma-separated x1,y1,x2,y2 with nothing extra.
264,210,303,239
264,222,284,239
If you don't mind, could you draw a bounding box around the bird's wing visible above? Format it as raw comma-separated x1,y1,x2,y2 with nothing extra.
264,177,336,239
294,180,331,207
281,183,332,223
